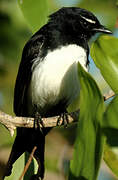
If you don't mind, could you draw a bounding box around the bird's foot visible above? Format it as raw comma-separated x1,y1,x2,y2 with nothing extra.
57,112,69,128
34,112,45,133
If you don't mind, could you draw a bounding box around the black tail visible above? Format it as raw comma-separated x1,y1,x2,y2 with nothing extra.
4,128,46,179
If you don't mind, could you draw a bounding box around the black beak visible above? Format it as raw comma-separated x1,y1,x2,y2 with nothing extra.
93,25,112,34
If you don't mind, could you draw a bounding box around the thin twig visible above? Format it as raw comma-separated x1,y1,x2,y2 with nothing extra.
104,92,115,101
18,146,37,180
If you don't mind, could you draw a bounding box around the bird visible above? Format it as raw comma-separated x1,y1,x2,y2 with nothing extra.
4,7,112,180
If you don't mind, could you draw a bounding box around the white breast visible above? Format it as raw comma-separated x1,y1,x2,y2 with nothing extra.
29,44,87,113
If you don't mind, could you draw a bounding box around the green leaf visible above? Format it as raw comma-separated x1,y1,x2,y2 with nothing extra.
91,35,118,93
104,144,118,178
91,34,118,178
102,95,118,146
5,152,38,180
18,0,49,33
103,95,118,129
69,63,105,180
101,92,118,177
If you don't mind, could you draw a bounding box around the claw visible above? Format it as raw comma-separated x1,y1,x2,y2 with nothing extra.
57,112,69,127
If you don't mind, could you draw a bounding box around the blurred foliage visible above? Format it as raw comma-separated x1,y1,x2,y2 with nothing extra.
117,0,118,6
0,0,31,117
0,0,31,62
18,0,49,33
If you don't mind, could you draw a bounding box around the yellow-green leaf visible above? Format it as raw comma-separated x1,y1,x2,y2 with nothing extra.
91,35,118,93
5,152,38,180
104,144,118,178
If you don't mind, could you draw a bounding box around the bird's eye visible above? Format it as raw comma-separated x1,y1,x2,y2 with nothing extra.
83,21,87,26
81,20,90,29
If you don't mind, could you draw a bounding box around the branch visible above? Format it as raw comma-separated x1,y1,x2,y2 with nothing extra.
104,91,115,101
0,110,76,136
0,91,115,136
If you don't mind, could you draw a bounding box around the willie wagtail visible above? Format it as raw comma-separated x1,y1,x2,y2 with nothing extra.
4,7,112,180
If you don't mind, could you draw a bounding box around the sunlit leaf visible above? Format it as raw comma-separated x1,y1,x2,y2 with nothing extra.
69,63,104,180
91,35,118,93
5,152,38,180
104,144,118,177
18,0,49,33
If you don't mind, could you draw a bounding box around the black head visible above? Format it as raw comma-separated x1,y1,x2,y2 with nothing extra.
48,7,112,41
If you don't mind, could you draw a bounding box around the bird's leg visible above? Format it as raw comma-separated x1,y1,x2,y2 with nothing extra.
33,104,45,130
57,112,69,128
62,112,69,128
34,112,45,133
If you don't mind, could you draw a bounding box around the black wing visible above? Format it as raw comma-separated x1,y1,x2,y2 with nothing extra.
14,34,44,116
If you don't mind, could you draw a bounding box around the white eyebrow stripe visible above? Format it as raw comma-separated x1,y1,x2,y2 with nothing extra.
80,15,96,24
